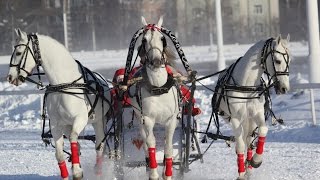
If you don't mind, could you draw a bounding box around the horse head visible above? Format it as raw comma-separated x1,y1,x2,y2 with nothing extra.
7,29,38,86
139,16,167,68
264,34,291,94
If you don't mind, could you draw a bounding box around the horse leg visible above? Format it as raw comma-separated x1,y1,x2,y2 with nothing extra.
245,119,257,176
52,126,69,180
70,116,88,179
144,117,159,180
230,118,246,180
92,121,105,176
250,112,268,168
163,118,177,180
140,124,150,171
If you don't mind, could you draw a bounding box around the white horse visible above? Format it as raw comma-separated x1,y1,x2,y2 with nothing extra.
7,29,111,179
213,35,290,179
128,17,180,180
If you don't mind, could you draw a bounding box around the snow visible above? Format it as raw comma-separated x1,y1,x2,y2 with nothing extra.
0,43,320,180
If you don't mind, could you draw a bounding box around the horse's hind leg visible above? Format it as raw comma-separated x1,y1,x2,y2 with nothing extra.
250,112,268,168
70,116,88,179
163,118,177,180
52,125,69,180
92,120,106,176
230,118,246,180
144,117,159,180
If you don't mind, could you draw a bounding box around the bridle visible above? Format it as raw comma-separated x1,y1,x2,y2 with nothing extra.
9,34,44,87
141,24,167,67
260,38,290,89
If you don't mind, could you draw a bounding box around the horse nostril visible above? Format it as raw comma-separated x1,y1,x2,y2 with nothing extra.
6,75,12,82
281,87,287,93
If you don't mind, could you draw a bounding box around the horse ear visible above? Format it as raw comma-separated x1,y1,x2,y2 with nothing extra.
157,16,163,27
15,28,27,40
286,34,290,42
141,16,148,26
275,34,282,44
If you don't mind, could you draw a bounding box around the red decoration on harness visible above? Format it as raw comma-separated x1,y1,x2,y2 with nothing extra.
71,142,80,164
148,147,158,168
165,157,173,176
237,154,245,173
58,160,69,178
256,136,266,155
132,138,144,150
145,24,161,31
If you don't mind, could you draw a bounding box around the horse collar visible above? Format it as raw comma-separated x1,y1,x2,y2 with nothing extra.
141,66,175,95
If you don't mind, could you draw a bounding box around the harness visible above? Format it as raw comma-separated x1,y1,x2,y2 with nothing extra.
10,33,114,154
202,38,290,143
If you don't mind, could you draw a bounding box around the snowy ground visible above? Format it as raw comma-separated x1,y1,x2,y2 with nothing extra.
0,42,319,180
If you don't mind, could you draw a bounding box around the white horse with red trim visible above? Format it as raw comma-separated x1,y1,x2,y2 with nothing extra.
7,29,111,179
213,35,291,179
124,17,183,180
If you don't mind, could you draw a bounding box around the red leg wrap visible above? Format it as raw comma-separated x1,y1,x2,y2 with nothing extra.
95,155,103,175
165,158,173,176
256,136,266,155
58,161,69,178
71,142,80,164
148,148,157,168
237,154,245,173
247,149,253,169
247,149,253,161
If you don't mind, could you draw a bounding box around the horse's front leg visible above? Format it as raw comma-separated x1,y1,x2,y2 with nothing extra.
144,117,159,180
244,119,257,176
250,111,268,168
70,116,88,180
92,120,106,176
139,124,150,171
163,117,177,180
230,118,246,180
52,126,69,180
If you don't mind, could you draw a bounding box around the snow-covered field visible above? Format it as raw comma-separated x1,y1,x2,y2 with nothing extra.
0,42,319,180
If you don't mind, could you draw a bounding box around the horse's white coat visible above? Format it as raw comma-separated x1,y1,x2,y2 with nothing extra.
129,16,179,180
7,29,110,179
216,35,291,179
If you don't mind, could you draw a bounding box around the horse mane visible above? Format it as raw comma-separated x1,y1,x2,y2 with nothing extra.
164,46,177,67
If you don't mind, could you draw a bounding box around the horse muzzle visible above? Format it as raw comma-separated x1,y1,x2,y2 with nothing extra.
6,74,24,86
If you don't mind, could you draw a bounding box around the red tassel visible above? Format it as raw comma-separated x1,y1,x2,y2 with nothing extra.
58,161,69,178
256,136,266,155
71,142,80,164
237,154,245,173
165,158,173,176
148,148,157,168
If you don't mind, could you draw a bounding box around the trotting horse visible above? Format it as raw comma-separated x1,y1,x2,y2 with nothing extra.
212,35,291,179
127,17,180,180
7,29,111,179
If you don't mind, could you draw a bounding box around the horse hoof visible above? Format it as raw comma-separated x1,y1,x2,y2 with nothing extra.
149,178,159,180
250,159,262,168
236,177,245,180
73,173,83,180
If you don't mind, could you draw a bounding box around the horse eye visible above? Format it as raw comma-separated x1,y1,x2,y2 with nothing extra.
275,59,281,64
16,52,22,56
142,38,147,43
